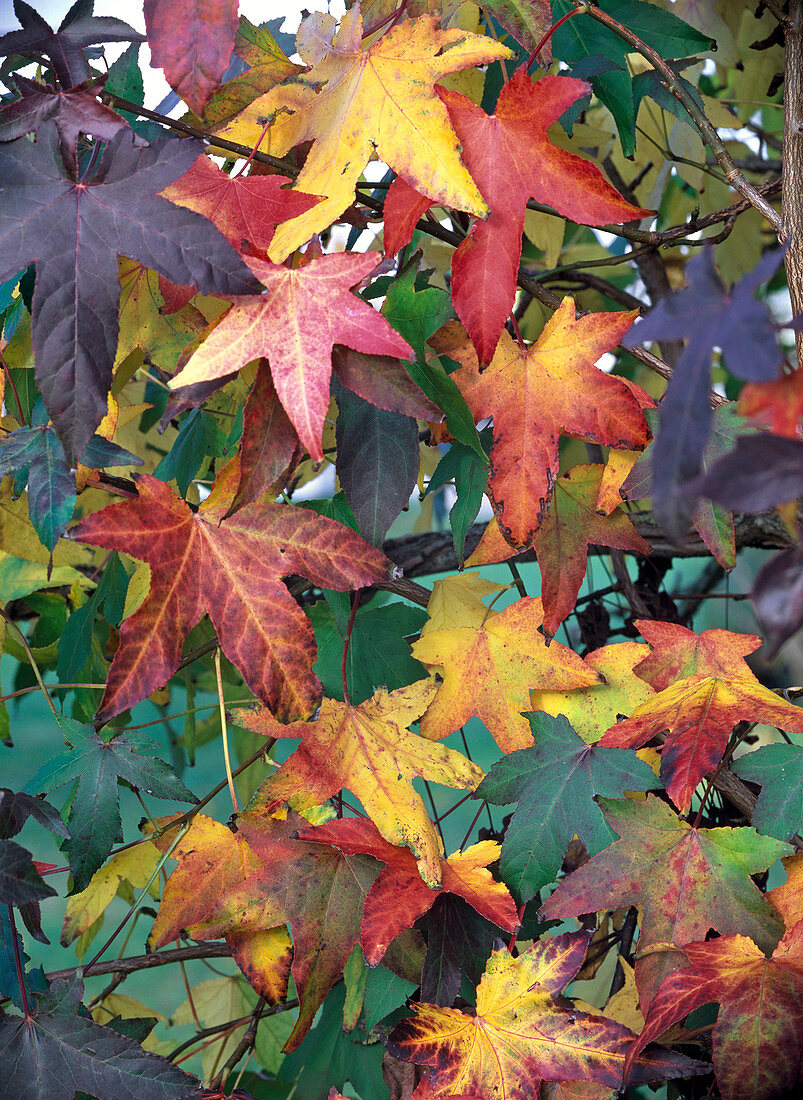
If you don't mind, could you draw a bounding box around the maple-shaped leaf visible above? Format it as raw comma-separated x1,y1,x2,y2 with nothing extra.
72,474,391,724
440,303,647,546
478,712,660,903
732,744,803,841
0,0,143,90
529,641,655,745
298,816,519,964
114,258,210,374
232,680,482,886
0,125,259,462
411,596,601,752
160,155,320,257
0,972,197,1099
216,5,512,261
0,788,68,842
622,247,785,535
387,73,648,364
144,0,238,114
388,934,708,1099
0,840,57,907
0,74,130,169
625,924,803,1100
26,717,197,891
150,813,293,1005
61,840,160,946
599,619,803,812
170,252,413,461
159,810,383,1050
539,796,790,1007
0,421,140,551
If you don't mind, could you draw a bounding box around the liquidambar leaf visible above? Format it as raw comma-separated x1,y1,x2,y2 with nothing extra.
216,5,512,260
171,252,414,461
599,620,803,812
440,303,647,547
477,712,660,903
412,596,601,752
388,934,708,1099
232,681,482,887
72,474,391,724
144,0,239,115
625,924,803,1100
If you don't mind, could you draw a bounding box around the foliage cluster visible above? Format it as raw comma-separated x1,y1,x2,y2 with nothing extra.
2,1,803,1098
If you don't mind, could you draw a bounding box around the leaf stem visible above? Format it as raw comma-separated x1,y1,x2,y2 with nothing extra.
215,648,239,813
342,589,362,706
0,607,57,718
524,4,588,70
7,905,30,1017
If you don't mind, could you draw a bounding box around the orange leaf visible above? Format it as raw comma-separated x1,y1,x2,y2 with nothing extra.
232,680,482,886
299,817,519,964
412,596,601,752
71,474,390,723
625,924,803,1100
170,252,413,460
216,5,512,260
388,934,708,1098
599,620,803,812
438,302,648,547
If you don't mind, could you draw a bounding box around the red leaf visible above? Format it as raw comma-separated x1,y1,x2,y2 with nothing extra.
144,0,239,115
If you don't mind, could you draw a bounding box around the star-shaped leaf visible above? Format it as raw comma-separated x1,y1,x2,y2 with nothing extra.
71,473,391,724
26,717,197,891
440,303,648,546
388,934,709,1099
539,796,790,1006
216,6,512,260
232,680,483,886
732,744,803,842
0,124,259,461
626,924,803,1100
599,620,803,812
298,816,519,964
478,712,660,903
170,252,414,460
0,0,143,90
411,596,601,752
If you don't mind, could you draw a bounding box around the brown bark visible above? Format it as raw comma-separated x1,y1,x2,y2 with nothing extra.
785,1,803,364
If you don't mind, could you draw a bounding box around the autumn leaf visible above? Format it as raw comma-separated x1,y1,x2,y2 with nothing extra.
144,0,239,115
739,365,803,438
232,680,482,886
529,642,655,744
477,712,660,903
438,303,648,547
411,596,601,752
72,473,391,724
160,155,320,256
298,816,519,964
0,1,143,90
388,933,708,1099
388,72,648,363
61,840,161,946
599,620,803,812
170,252,414,460
0,124,259,461
625,924,803,1100
539,796,790,1006
216,5,513,261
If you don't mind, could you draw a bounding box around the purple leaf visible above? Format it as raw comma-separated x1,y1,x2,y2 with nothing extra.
685,433,803,513
751,545,803,658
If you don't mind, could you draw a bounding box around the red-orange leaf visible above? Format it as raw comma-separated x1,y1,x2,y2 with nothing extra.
599,620,803,812
437,304,647,547
539,796,790,1007
299,816,519,964
170,252,413,460
160,155,320,257
625,923,803,1100
388,934,708,1099
71,474,390,724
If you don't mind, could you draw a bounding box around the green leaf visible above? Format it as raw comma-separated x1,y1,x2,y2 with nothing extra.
26,719,197,892
0,975,196,1100
477,711,660,903
279,983,389,1100
152,408,226,496
309,599,428,706
57,553,130,683
363,965,418,1031
426,439,489,564
335,383,420,547
0,908,47,1009
733,744,803,841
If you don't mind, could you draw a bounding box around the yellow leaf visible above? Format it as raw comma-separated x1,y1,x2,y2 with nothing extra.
62,841,161,946
421,572,509,635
